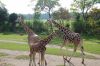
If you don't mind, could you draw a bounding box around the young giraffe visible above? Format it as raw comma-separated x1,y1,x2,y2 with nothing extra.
47,19,85,65
30,30,59,66
17,16,41,66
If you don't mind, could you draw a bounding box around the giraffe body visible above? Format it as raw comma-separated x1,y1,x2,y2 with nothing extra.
17,16,41,66
48,19,85,66
29,31,58,66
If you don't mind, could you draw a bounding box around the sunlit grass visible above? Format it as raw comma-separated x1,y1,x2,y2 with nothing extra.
0,42,98,59
0,63,14,66
0,52,8,57
0,33,100,55
15,55,29,60
0,33,27,42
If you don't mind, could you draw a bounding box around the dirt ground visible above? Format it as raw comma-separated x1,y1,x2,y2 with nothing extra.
0,49,100,66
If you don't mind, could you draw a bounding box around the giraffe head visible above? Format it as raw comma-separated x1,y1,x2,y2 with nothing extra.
16,15,24,23
47,19,54,24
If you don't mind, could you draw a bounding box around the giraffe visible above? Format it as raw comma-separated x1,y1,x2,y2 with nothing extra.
47,19,85,66
17,16,41,66
29,30,59,66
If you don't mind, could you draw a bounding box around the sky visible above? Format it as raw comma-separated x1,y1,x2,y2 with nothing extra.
1,0,100,14
1,0,73,14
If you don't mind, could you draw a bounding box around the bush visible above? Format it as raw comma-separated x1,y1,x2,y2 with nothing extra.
72,21,85,33
32,20,48,34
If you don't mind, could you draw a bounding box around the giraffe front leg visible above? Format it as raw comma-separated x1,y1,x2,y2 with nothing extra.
38,53,41,66
63,56,66,66
29,53,32,66
61,40,68,66
32,52,36,66
41,52,45,66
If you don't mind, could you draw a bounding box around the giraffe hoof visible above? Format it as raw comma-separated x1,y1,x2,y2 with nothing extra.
82,61,84,64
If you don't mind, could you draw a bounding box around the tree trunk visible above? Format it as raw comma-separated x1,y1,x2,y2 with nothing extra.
48,8,53,33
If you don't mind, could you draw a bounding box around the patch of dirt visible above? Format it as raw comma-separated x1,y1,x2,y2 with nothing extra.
0,62,14,66
0,49,100,66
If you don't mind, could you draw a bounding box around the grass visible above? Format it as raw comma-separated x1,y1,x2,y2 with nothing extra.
0,52,8,57
0,33,27,42
0,63,14,66
56,65,64,66
0,33,100,55
0,42,97,59
0,42,29,51
15,55,29,60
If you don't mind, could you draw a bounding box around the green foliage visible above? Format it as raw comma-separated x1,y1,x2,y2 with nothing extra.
25,20,48,34
32,20,48,34
87,8,100,34
71,0,99,34
33,12,41,20
52,8,71,22
35,0,60,11
8,13,18,32
34,0,60,32
0,7,8,32
72,13,85,33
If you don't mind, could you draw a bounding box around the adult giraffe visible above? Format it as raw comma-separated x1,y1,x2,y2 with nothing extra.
47,19,85,66
17,16,41,66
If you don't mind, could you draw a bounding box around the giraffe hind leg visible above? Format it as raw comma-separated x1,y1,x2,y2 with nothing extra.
69,46,77,61
81,46,85,64
79,39,85,65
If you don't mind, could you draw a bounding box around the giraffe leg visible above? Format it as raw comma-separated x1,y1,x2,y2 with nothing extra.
38,53,41,66
61,40,69,66
45,59,47,66
81,46,85,64
79,39,85,65
29,53,33,66
67,44,77,62
63,56,66,66
32,52,36,66
66,38,79,62
41,52,45,66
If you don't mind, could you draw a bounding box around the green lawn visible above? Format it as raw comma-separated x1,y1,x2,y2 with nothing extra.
0,33,100,55
0,52,8,57
0,33,27,42
0,42,97,59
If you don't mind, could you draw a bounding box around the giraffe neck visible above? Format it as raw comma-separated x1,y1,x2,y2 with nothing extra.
40,32,56,46
20,21,36,36
52,21,72,34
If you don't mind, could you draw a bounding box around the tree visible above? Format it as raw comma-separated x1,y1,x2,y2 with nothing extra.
0,7,8,32
87,8,100,34
52,7,71,25
34,0,60,32
35,0,60,18
8,13,18,32
71,0,99,31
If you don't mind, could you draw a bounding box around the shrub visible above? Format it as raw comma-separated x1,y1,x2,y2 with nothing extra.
32,20,48,34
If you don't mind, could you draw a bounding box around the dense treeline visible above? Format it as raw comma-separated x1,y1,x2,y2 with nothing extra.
0,0,100,35
0,6,100,35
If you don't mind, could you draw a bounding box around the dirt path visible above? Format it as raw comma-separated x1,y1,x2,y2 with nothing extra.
0,49,100,66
